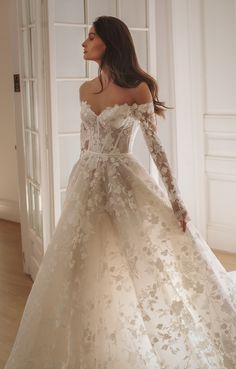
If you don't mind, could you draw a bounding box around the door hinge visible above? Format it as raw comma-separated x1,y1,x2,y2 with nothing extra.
13,74,21,92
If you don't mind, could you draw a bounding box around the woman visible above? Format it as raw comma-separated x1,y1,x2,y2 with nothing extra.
4,15,236,369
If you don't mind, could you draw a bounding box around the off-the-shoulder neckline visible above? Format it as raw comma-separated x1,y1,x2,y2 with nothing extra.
81,100,153,118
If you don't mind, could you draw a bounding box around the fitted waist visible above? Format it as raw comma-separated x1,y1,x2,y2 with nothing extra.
82,150,133,157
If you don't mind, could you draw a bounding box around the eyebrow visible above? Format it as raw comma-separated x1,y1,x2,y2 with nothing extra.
88,32,96,36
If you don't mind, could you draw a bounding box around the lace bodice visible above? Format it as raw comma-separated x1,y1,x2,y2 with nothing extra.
80,100,190,224
80,100,139,155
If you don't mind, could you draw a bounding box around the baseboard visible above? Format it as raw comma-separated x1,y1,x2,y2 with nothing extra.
208,225,236,253
0,199,20,223
212,248,236,257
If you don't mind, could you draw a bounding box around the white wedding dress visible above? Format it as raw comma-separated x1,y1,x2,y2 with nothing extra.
4,101,236,369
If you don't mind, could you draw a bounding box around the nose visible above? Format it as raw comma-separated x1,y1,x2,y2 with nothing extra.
82,40,86,48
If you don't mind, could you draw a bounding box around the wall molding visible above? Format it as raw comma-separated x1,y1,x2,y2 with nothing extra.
204,115,236,133
208,224,236,253
205,131,236,158
205,110,236,116
206,172,236,182
205,132,236,140
204,113,236,119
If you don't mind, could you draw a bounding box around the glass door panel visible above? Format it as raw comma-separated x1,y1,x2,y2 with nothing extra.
18,0,44,273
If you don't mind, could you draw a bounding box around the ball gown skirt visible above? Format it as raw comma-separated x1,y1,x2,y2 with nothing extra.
3,101,236,369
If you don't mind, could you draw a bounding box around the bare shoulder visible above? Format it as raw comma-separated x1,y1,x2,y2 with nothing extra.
79,78,97,101
131,81,153,105
79,81,89,101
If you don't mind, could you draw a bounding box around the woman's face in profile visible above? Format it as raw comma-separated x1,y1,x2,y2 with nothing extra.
81,25,106,62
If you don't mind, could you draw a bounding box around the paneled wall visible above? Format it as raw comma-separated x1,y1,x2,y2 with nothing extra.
203,0,236,251
49,0,156,222
170,0,236,252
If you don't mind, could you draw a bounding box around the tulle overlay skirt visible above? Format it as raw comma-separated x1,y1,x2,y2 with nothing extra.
4,151,236,369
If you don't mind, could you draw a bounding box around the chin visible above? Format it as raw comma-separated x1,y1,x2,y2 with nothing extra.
84,54,92,60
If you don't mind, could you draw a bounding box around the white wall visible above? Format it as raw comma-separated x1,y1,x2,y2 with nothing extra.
0,0,19,222
203,0,236,252
168,0,236,253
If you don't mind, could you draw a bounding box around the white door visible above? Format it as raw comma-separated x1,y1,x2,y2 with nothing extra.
47,0,158,224
12,0,52,280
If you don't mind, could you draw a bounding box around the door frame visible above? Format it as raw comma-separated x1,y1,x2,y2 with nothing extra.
169,0,206,236
9,0,54,278
9,0,31,274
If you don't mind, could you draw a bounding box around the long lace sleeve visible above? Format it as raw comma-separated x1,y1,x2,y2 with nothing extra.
135,102,191,224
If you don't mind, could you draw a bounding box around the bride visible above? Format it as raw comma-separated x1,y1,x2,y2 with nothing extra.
4,15,236,369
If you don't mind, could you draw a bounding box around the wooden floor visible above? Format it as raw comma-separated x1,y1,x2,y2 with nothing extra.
0,220,33,369
0,219,236,368
213,248,236,272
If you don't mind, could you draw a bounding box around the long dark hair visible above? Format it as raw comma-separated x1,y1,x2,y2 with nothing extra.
93,15,173,118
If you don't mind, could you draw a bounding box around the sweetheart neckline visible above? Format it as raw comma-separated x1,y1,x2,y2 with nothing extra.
81,100,153,118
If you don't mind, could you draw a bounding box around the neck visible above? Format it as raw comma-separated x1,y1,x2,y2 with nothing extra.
100,66,112,86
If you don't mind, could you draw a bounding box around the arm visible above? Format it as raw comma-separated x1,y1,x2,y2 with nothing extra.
135,101,191,225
